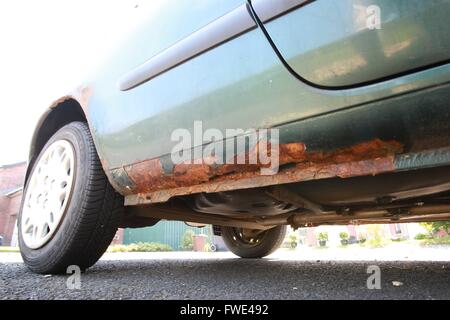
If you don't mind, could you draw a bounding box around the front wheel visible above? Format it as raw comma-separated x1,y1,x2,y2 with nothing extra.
220,225,287,258
18,122,124,274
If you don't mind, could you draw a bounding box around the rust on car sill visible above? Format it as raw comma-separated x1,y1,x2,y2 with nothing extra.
123,139,403,204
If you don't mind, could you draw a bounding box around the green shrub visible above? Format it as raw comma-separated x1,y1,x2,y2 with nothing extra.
421,235,450,246
109,242,173,252
286,232,299,248
288,233,298,243
420,221,450,234
132,242,173,252
339,232,349,240
203,242,212,252
414,233,432,240
366,225,389,248
181,229,195,251
358,232,367,243
317,232,329,241
109,244,131,252
0,247,19,253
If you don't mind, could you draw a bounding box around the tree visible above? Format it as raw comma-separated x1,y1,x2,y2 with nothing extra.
421,221,450,234
181,229,195,251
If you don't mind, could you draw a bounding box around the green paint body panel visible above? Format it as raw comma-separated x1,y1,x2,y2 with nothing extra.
78,1,450,192
123,222,209,250
257,0,450,87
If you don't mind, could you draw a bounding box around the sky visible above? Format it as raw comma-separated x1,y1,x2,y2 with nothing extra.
0,0,162,166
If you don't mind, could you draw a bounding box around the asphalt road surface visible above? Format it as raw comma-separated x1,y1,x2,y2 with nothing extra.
1,251,449,300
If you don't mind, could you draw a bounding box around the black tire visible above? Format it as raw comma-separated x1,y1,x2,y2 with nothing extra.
18,122,124,274
220,225,287,258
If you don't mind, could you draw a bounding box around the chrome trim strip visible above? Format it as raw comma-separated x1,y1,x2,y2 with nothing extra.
395,147,450,171
251,0,310,23
118,4,255,91
118,0,308,91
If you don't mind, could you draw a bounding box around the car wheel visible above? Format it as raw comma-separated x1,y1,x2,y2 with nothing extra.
220,225,287,258
18,121,124,274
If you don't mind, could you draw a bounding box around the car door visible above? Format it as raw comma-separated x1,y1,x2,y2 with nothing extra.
90,0,450,197
250,0,450,88
90,0,252,169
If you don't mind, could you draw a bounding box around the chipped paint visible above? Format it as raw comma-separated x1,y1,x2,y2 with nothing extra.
123,139,403,204
48,86,92,115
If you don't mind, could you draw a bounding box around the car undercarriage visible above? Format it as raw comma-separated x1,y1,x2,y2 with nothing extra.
122,162,450,231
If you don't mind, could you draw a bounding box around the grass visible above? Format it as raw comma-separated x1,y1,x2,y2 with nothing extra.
419,235,450,246
0,247,19,253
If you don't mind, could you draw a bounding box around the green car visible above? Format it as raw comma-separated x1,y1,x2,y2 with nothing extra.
19,0,450,273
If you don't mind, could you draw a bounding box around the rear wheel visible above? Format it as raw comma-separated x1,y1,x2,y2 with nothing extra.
18,122,124,274
220,225,287,258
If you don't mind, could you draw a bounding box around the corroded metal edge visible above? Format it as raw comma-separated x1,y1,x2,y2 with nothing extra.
124,139,404,205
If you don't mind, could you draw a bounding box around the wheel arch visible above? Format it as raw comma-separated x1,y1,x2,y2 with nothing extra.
26,96,88,183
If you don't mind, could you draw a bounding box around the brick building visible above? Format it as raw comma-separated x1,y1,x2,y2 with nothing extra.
0,162,26,246
0,161,124,247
